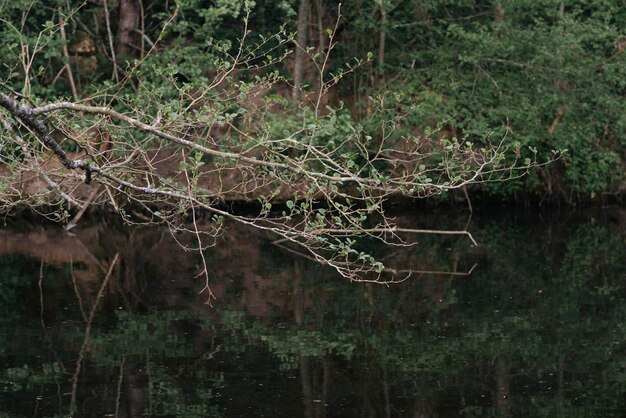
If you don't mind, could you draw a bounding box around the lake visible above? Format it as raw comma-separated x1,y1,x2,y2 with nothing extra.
0,206,624,417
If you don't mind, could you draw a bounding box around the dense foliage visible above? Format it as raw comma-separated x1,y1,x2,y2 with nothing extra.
1,0,623,199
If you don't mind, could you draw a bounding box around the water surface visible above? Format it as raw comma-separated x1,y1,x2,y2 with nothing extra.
0,207,624,417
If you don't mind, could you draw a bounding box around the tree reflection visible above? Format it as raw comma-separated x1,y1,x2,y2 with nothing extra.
0,209,623,416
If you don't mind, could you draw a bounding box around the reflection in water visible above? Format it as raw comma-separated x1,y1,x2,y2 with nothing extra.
0,208,624,417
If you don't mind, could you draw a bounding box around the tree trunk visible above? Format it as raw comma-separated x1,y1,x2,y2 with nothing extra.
494,3,505,22
314,0,326,101
292,0,310,101
116,0,140,59
378,1,387,82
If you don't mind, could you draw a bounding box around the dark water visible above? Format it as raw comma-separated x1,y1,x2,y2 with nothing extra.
0,207,624,417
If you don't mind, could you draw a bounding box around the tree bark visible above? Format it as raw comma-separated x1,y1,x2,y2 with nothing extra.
494,3,505,22
378,1,387,82
116,0,140,59
292,0,310,101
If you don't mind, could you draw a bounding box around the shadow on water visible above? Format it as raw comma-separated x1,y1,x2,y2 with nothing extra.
0,207,624,417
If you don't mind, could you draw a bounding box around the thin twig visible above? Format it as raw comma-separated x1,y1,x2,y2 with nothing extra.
307,227,479,246
114,356,125,418
69,253,119,414
58,9,78,100
102,0,119,81
69,185,102,226
70,256,89,322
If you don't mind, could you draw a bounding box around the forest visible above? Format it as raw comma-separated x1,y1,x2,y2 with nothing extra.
0,1,624,281
1,0,623,198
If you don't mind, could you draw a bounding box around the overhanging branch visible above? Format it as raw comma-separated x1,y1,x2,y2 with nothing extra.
0,92,94,184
